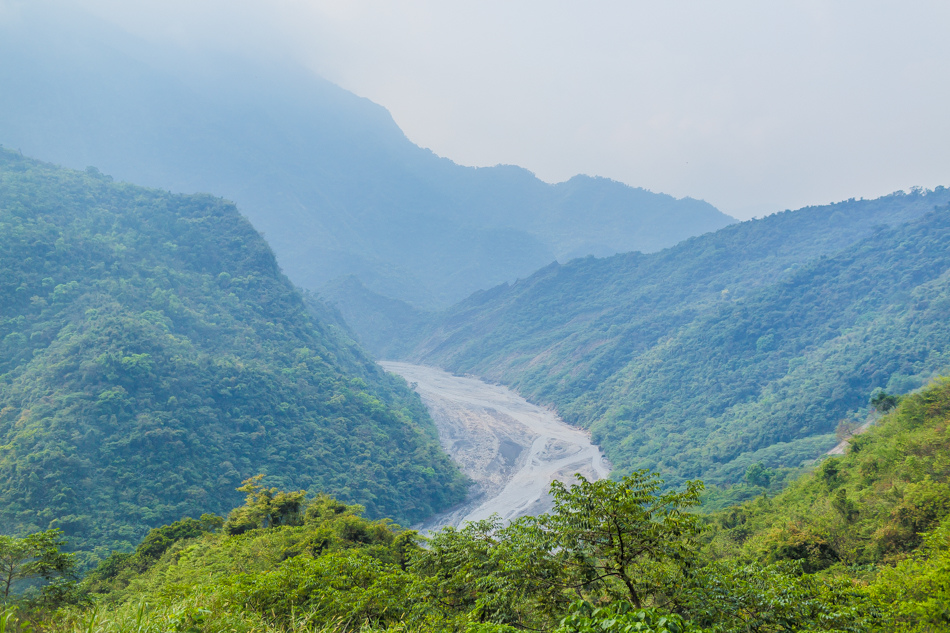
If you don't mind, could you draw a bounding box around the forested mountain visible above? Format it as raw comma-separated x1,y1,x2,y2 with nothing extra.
0,147,466,562
0,4,733,310
710,376,950,573
402,189,950,486
15,376,950,630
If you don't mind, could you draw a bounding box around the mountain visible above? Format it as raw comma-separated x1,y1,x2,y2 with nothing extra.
0,147,466,562
710,375,950,572
0,4,734,310
319,276,430,357
23,376,950,630
401,189,950,486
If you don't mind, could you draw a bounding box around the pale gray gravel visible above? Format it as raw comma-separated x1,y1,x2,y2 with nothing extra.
380,362,610,532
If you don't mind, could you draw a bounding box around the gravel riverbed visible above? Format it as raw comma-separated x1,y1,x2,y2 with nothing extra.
380,362,610,532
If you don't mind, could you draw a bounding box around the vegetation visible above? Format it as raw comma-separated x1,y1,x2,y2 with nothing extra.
0,529,76,603
405,191,950,486
0,375,945,631
0,148,466,563
706,377,950,569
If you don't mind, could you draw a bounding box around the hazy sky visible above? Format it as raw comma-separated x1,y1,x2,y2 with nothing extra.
32,1,950,218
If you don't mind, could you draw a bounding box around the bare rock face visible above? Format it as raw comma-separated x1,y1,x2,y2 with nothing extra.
380,362,610,532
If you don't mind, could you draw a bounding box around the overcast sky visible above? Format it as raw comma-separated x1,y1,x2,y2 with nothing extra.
36,1,950,218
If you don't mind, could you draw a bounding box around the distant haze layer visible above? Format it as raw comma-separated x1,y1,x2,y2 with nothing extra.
25,0,950,219
0,3,734,309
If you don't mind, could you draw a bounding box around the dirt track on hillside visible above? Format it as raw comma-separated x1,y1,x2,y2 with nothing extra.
380,362,610,532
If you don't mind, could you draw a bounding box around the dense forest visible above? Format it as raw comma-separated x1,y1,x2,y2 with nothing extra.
3,374,947,631
4,7,950,633
0,5,733,310
397,190,950,487
0,148,467,564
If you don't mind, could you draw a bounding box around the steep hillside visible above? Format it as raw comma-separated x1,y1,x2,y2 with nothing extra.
0,148,466,561
0,4,733,309
407,190,950,485
24,377,950,632
319,276,429,357
709,375,950,570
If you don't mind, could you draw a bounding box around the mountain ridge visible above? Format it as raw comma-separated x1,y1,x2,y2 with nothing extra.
0,3,734,310
395,188,950,486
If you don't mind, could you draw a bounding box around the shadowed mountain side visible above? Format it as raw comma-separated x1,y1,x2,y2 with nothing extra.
400,190,950,486
319,276,429,358
0,5,734,310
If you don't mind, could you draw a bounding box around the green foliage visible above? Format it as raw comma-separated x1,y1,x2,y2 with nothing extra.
0,529,76,603
82,516,221,596
27,393,950,633
680,560,884,632
869,388,901,413
219,549,414,630
705,377,950,571
408,192,950,488
223,475,307,535
556,601,705,633
531,472,703,608
868,515,950,631
743,463,774,488
0,147,466,559
410,517,555,628
74,491,422,622
407,474,705,629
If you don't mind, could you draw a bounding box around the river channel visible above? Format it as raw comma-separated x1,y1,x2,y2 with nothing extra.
380,362,610,532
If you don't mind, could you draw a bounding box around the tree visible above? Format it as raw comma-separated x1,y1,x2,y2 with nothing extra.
223,476,308,535
743,462,774,487
531,471,704,609
0,529,76,600
870,388,900,413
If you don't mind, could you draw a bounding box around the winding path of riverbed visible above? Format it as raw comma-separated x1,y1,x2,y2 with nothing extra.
380,362,610,532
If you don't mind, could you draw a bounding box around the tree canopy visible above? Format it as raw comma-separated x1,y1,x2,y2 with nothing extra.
0,147,466,562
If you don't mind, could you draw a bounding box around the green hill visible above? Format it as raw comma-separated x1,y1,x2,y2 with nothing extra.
709,375,950,570
0,148,466,562
19,376,950,632
404,190,950,485
702,376,950,629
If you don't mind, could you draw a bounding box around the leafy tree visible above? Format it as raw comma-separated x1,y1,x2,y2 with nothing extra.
869,387,900,413
525,472,704,609
223,476,308,535
556,600,705,633
743,462,774,487
0,529,76,600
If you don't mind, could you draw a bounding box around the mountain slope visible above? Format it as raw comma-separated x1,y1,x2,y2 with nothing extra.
712,375,950,569
405,190,950,485
26,376,950,631
0,4,733,309
0,148,466,561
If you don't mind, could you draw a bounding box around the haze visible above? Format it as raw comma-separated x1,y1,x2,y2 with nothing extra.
7,0,950,218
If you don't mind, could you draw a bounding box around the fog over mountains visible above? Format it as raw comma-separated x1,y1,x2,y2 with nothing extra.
0,5,734,310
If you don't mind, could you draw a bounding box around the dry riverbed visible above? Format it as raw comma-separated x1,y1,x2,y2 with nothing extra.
380,362,610,532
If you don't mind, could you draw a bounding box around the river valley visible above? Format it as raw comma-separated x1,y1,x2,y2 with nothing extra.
380,362,611,532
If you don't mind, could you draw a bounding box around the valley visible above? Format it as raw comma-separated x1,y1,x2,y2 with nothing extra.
380,362,610,531
1,6,949,629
